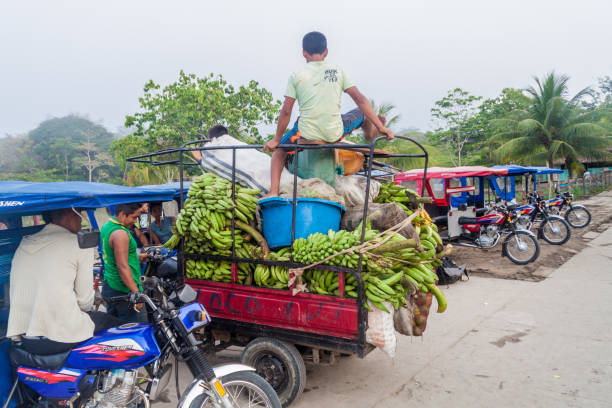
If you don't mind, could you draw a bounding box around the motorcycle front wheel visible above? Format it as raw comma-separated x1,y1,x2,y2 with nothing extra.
189,371,282,408
540,217,571,245
565,207,591,228
503,231,540,265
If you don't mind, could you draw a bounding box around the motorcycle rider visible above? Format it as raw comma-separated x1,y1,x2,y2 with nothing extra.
7,208,121,354
101,203,150,322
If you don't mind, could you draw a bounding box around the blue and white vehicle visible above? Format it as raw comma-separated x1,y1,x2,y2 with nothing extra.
0,181,280,408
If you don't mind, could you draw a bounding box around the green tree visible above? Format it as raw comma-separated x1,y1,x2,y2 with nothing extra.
124,71,281,151
430,88,483,166
28,115,116,180
492,72,611,178
470,88,532,164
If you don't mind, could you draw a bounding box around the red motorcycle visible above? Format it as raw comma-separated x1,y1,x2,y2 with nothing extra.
447,204,540,265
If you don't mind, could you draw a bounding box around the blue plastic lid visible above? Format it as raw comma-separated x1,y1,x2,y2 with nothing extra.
258,197,345,212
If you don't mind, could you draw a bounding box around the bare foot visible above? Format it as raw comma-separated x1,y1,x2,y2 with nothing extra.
362,114,387,141
378,114,387,127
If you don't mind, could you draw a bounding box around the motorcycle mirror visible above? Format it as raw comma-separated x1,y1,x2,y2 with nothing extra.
139,212,150,229
176,284,198,304
77,228,100,249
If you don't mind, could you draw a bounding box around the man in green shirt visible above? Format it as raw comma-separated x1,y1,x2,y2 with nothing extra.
101,203,149,322
263,31,394,198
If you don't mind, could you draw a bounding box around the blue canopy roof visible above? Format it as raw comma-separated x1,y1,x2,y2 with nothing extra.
135,182,191,199
492,165,563,175
491,165,538,175
0,181,176,216
530,166,564,175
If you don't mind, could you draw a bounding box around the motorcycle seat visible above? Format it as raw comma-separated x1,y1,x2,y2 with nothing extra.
9,342,72,371
458,217,479,224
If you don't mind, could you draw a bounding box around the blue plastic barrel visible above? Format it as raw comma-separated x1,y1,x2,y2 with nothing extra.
259,197,345,249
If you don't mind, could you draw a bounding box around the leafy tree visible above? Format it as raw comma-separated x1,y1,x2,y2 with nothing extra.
28,115,116,180
430,88,483,166
124,71,281,151
470,88,532,164
492,72,611,179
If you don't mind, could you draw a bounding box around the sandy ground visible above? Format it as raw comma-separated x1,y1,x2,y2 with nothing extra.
450,191,612,281
153,191,612,407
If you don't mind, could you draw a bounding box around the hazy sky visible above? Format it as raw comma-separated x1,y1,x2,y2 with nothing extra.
1,0,610,137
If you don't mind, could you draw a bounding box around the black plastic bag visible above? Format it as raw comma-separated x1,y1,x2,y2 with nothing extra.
436,257,468,285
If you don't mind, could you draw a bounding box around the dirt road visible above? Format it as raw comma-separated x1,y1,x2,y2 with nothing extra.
450,191,612,281
154,191,612,408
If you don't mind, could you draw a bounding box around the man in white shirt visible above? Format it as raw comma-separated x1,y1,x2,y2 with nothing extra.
7,208,121,354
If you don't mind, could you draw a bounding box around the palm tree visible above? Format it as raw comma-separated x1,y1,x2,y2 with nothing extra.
492,72,611,178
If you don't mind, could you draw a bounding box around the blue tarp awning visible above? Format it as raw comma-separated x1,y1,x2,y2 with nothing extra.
491,165,538,175
530,166,564,175
0,181,177,216
491,165,563,175
136,182,191,199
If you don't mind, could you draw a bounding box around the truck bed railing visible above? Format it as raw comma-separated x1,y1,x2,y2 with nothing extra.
127,136,428,355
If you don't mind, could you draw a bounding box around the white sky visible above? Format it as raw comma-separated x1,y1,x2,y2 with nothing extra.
1,0,610,137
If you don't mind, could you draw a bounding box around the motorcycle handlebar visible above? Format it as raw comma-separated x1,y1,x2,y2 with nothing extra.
107,290,159,311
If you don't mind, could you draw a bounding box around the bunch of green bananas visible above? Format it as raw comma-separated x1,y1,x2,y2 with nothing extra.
375,182,423,213
165,173,260,255
293,228,378,268
185,259,249,284
290,218,449,313
305,269,358,298
253,248,291,289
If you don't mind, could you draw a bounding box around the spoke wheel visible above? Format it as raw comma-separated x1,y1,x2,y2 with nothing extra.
503,231,540,265
540,217,571,245
565,207,591,228
190,371,282,408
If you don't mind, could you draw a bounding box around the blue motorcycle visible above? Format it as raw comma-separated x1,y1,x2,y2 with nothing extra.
5,277,281,408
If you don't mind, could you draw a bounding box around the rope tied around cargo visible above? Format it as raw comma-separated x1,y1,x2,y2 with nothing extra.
288,209,424,295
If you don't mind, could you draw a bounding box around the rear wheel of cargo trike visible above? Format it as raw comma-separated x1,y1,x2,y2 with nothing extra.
241,337,307,407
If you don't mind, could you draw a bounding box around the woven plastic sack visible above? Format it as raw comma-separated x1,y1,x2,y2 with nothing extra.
366,300,397,357
198,134,300,194
279,178,345,208
341,202,418,240
334,175,380,208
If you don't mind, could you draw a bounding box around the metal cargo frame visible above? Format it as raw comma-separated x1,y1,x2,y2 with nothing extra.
127,136,427,357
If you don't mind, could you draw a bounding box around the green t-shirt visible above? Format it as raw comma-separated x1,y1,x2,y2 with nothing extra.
285,61,354,143
101,217,142,293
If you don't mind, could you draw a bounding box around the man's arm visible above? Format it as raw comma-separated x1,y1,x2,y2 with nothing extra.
264,96,296,152
109,230,140,292
74,247,95,312
133,227,149,247
150,231,161,246
345,86,394,140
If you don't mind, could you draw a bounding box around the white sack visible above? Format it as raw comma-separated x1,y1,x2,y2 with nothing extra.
198,135,300,194
365,301,397,358
334,175,380,208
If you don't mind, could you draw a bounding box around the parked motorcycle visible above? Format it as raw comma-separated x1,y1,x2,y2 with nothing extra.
6,276,281,408
450,204,540,265
547,186,591,228
516,193,572,245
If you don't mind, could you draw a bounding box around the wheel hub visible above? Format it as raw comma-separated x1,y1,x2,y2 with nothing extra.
255,355,286,389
